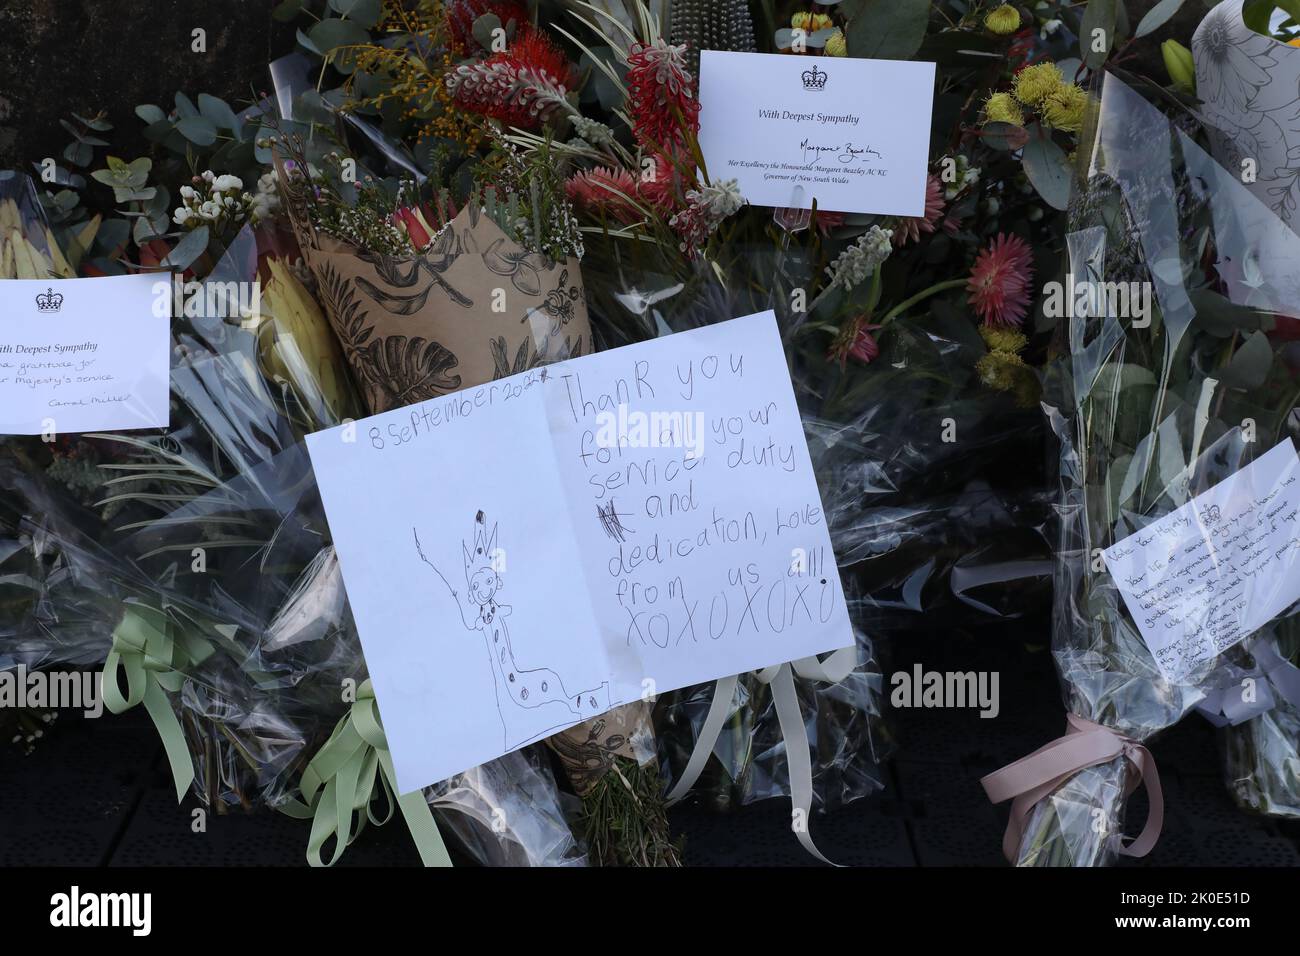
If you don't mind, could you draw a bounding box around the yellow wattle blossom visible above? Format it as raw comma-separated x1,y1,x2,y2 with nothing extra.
1013,61,1065,107
983,91,1025,127
980,326,1028,354
792,11,834,31
825,29,848,57
1289,37,1300,47
1041,83,1090,133
976,349,1029,392
984,4,1021,35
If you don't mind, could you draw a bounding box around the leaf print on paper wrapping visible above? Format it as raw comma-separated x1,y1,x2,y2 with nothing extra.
366,336,463,409
529,268,582,336
481,238,550,296
315,261,374,370
355,248,475,315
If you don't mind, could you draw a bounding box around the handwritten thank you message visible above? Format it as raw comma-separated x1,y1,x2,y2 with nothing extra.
307,312,853,792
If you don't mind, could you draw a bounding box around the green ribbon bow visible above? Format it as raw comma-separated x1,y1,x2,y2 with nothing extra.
100,599,215,801
281,680,451,868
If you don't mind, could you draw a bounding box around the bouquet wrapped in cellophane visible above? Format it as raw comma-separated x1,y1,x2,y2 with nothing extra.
484,0,1076,848
986,67,1300,866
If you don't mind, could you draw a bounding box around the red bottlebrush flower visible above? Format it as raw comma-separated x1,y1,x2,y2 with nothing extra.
848,323,882,364
626,39,701,150
892,175,946,247
446,25,576,129
446,1,529,54
565,166,641,223
967,233,1036,328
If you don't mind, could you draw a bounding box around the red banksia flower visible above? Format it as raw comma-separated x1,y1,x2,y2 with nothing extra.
626,38,701,149
446,25,576,128
968,233,1036,328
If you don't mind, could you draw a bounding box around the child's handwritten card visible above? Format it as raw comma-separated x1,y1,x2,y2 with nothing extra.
1103,439,1300,683
0,275,170,435
307,311,854,792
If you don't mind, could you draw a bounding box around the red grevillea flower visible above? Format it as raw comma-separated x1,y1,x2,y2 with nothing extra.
446,1,530,54
626,38,701,149
967,233,1036,328
892,175,946,246
848,323,882,364
446,25,576,128
565,166,641,223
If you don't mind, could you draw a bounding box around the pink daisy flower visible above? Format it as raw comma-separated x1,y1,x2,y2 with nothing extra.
967,233,1035,328
893,175,946,247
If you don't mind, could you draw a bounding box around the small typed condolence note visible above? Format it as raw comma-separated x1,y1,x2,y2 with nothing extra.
307,311,854,792
697,50,936,216
1104,439,1300,683
0,275,170,434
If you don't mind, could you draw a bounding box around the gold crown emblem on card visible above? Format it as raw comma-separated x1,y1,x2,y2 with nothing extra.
35,287,63,312
802,66,827,90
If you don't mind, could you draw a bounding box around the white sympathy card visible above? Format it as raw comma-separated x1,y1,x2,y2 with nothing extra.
697,50,936,216
0,275,170,435
307,311,854,792
1103,439,1300,683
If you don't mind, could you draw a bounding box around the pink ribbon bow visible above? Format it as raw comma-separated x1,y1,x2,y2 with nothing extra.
980,713,1164,864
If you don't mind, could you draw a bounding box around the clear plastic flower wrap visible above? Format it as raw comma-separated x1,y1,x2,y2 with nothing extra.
580,237,1054,817
996,69,1300,866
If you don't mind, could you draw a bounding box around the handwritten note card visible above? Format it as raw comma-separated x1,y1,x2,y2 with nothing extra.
697,50,936,216
307,311,854,792
0,275,170,435
1103,439,1300,683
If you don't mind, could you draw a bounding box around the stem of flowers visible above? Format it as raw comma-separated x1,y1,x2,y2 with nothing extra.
877,277,968,326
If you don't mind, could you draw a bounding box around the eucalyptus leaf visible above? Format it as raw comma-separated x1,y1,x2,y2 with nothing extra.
174,92,200,121
162,226,210,271
1219,330,1274,389
981,122,1029,151
473,13,504,52
198,94,241,134
135,104,167,125
843,0,929,60
176,116,218,147
1134,0,1186,37
1021,127,1072,210
1080,0,1118,70
328,0,381,27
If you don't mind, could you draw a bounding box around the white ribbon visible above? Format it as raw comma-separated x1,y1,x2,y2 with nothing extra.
665,646,858,864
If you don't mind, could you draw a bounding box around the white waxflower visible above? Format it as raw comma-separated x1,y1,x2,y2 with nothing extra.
173,207,191,225
179,185,197,200
200,200,222,219
201,170,215,182
1040,19,1062,38
213,174,243,194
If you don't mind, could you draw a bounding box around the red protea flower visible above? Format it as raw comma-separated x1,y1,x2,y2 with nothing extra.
892,175,946,246
446,1,529,54
967,233,1036,328
446,25,576,128
626,38,701,150
565,166,641,223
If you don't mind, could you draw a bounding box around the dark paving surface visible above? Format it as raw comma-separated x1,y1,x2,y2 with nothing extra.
2,626,1298,867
